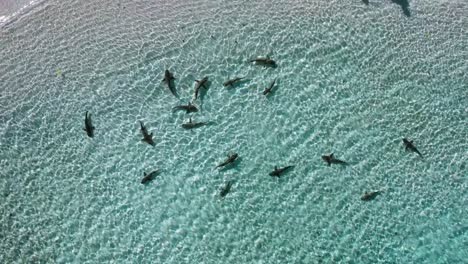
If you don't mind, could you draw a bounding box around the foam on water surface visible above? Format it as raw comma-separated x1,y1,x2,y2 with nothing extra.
0,0,467,263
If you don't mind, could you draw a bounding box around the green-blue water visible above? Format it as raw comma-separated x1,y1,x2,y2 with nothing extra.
1,0,467,263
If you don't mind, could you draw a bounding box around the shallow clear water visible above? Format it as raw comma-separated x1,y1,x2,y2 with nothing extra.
0,0,42,25
1,0,467,263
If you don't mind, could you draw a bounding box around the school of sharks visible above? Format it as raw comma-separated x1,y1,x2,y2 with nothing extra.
80,0,422,202
83,50,424,202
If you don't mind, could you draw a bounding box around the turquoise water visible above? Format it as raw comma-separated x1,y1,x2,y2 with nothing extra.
1,0,467,263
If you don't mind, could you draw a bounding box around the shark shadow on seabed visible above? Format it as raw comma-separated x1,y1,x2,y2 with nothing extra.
392,0,411,17
167,78,178,98
193,78,211,105
218,157,242,172
263,78,279,97
162,69,179,98
225,78,251,90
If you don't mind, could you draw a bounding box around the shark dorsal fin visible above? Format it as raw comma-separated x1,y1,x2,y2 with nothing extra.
330,153,334,158
144,172,147,176
274,166,278,170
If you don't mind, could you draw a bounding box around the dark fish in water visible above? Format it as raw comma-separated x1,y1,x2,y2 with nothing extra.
216,153,239,168
181,118,207,130
269,165,294,177
83,111,95,138
391,0,411,17
162,69,177,97
193,76,208,100
141,170,159,184
140,121,155,147
321,153,348,166
263,78,277,95
173,102,198,113
220,181,233,198
403,138,423,158
223,77,245,87
250,56,277,67
361,191,382,201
